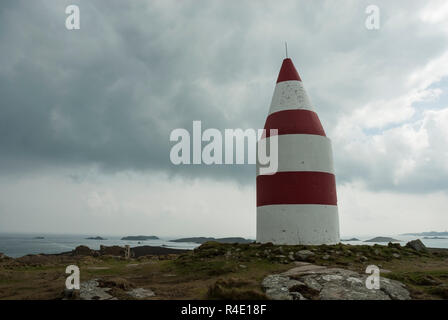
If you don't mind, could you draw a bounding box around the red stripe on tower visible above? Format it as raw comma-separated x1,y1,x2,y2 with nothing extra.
276,58,302,83
263,109,326,138
257,172,337,206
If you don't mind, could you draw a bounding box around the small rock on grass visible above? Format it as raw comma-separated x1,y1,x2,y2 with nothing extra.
127,288,155,299
406,239,427,252
294,250,315,261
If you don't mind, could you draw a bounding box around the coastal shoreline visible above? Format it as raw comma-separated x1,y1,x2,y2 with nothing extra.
1,240,448,300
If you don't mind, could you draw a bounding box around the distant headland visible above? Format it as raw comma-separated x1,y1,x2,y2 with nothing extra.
401,231,448,237
170,237,253,244
85,236,107,240
423,236,447,240
364,237,400,243
121,235,159,241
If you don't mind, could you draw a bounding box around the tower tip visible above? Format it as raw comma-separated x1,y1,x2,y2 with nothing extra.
276,57,302,83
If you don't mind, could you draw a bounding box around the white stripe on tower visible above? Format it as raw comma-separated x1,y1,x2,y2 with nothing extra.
256,58,340,245
256,134,335,176
257,205,340,245
269,80,314,114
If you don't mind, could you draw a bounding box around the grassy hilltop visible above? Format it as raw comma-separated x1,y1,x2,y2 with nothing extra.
1,242,448,300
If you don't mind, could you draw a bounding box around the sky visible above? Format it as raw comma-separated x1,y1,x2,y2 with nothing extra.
1,0,448,238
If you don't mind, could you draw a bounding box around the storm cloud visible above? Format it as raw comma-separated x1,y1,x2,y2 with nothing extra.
1,0,448,235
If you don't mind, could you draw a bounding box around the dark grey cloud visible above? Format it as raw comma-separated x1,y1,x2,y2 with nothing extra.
1,0,448,192
0,0,272,183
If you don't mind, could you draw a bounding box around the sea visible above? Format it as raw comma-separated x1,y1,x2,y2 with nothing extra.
340,234,448,249
0,233,447,258
0,233,201,258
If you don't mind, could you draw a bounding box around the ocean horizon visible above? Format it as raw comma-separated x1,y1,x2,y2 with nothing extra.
0,233,201,258
1,232,447,258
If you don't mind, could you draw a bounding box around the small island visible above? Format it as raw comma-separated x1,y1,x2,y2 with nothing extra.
170,237,253,244
341,238,360,241
85,236,107,240
121,235,159,241
402,231,448,237
33,236,45,239
423,236,447,240
364,237,400,243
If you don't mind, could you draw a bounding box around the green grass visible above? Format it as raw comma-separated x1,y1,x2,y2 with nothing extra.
383,270,448,299
2,241,448,300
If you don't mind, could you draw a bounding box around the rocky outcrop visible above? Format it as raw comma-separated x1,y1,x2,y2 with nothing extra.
262,274,306,300
77,278,155,300
406,239,427,252
73,245,94,256
79,279,115,300
262,262,410,300
99,245,125,256
71,245,188,258
131,245,187,258
294,250,315,261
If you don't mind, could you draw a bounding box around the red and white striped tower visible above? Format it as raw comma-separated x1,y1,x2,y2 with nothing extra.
256,57,340,245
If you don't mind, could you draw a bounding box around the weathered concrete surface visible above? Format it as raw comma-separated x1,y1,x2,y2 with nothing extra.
262,264,410,300
80,279,114,300
78,278,155,300
261,275,306,300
